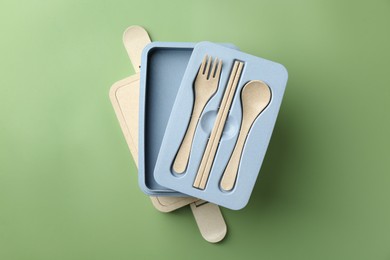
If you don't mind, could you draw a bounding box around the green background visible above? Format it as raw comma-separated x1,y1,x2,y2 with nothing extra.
1,0,389,259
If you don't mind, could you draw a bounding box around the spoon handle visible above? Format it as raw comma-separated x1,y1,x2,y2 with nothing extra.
220,119,252,191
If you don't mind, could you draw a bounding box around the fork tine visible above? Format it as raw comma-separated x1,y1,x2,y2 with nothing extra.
198,55,208,75
205,56,212,77
214,59,223,80
210,58,218,78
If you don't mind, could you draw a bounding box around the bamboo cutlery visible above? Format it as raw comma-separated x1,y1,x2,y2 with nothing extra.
220,80,271,191
173,55,272,191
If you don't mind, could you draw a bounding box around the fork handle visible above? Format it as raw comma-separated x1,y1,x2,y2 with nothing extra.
173,97,208,174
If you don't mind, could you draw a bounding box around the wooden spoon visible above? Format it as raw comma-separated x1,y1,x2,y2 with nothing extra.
220,80,271,191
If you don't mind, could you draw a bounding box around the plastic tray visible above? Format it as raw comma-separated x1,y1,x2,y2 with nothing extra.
154,42,288,209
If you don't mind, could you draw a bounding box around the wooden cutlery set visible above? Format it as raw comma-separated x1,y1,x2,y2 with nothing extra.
173,56,272,192
110,25,287,241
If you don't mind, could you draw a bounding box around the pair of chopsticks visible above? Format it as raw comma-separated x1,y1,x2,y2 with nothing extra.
193,61,244,190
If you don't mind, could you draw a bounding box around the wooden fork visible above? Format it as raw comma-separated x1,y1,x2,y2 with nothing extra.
172,55,222,174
